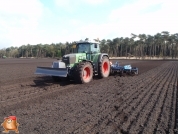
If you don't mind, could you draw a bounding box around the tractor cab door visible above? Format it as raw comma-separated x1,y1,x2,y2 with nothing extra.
90,43,100,73
90,43,100,61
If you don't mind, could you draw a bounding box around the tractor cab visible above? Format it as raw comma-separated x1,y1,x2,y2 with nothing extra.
74,41,100,61
77,42,100,53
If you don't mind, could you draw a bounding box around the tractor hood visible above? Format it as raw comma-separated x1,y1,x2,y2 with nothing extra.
63,53,86,58
62,53,87,65
63,53,76,58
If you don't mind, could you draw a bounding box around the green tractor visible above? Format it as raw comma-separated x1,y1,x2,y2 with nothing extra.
35,40,110,83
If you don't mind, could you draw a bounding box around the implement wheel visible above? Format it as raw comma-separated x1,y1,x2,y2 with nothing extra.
98,56,110,78
75,62,93,84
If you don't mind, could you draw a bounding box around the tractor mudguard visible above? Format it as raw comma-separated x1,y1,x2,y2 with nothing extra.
98,53,109,62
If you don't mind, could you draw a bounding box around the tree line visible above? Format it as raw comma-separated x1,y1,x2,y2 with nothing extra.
0,31,178,59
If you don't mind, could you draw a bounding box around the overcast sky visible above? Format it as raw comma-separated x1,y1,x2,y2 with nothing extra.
0,0,177,49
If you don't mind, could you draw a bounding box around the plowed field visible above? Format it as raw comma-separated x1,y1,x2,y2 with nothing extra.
0,58,178,134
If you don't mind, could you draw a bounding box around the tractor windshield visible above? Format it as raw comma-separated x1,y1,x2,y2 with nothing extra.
77,43,90,53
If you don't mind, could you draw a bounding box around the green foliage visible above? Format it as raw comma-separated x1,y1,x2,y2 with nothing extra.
1,31,178,59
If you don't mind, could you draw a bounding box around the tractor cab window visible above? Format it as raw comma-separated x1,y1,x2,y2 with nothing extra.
91,43,100,53
77,43,90,53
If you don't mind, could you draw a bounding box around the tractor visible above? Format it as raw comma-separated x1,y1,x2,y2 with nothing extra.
35,40,110,84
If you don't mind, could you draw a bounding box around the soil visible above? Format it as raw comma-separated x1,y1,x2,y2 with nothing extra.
0,58,177,134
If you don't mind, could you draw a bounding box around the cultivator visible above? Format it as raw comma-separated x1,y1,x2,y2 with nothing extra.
110,61,138,76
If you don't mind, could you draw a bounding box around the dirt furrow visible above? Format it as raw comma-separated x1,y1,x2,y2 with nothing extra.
103,62,171,133
86,62,171,133
124,61,175,133
50,77,120,132
0,59,175,134
81,63,168,133
149,62,178,134
0,82,78,108
136,61,175,133
118,77,168,132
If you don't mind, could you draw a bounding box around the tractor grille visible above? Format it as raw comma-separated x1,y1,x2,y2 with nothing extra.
62,57,70,64
62,54,76,65
70,56,76,64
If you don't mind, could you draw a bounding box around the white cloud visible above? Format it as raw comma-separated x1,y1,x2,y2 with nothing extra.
109,0,165,22
83,0,107,5
79,23,115,40
50,0,178,43
0,0,177,49
108,0,178,37
54,0,71,7
54,0,107,9
0,0,44,48
71,0,178,41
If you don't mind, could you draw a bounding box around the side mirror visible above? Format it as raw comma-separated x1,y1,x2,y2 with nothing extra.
94,44,97,48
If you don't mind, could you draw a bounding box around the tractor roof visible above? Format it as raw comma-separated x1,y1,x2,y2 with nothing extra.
75,40,99,44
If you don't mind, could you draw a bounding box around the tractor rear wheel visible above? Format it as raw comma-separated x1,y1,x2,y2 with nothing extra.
75,62,93,84
98,56,110,78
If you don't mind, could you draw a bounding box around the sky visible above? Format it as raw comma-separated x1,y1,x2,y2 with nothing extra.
0,0,177,49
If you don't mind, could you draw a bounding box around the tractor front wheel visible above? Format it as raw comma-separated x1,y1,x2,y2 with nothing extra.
75,62,93,84
98,56,110,78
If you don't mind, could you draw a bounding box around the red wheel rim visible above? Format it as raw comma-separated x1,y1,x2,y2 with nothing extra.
102,62,109,74
83,67,91,80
